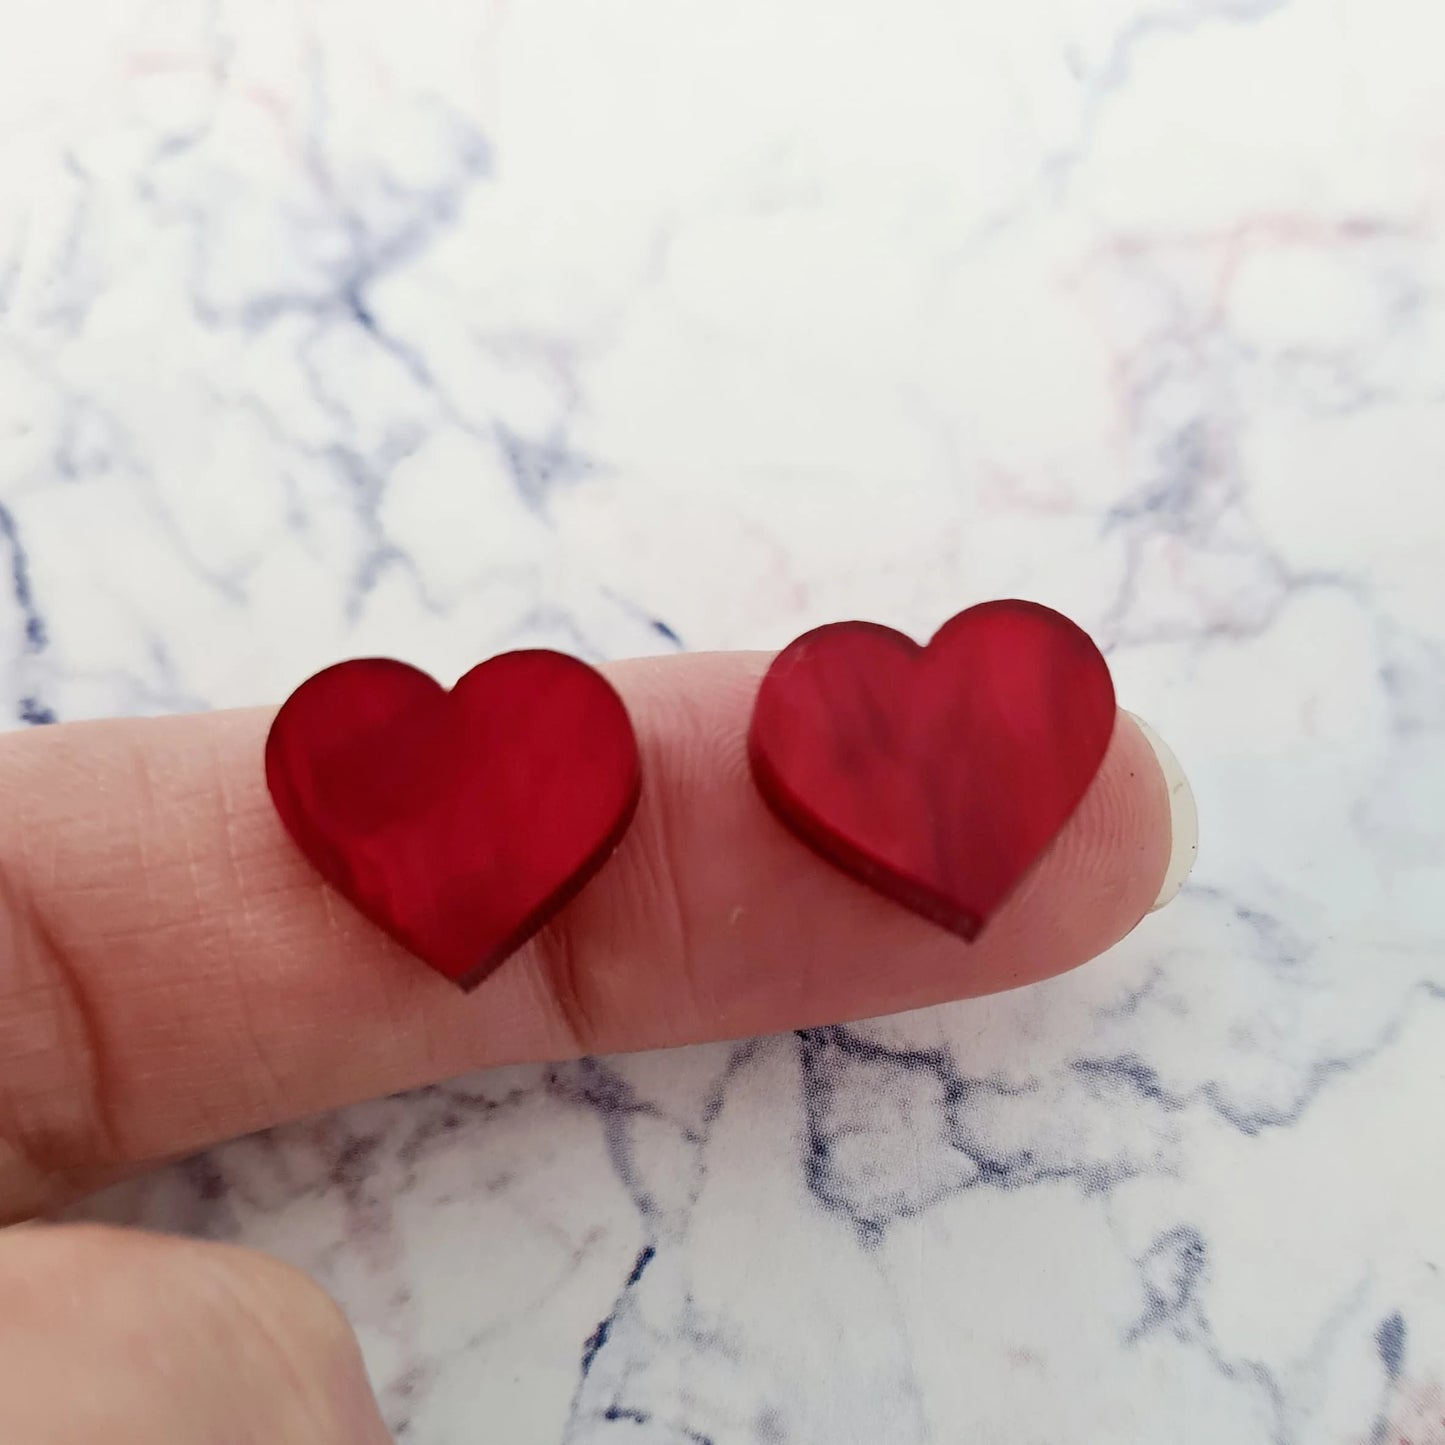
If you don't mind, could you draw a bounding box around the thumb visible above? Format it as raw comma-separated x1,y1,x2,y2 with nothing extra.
0,1223,390,1443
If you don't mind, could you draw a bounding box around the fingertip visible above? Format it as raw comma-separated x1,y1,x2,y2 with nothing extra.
558,675,1182,1040
976,709,1178,989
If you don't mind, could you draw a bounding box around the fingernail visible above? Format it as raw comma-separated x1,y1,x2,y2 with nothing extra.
1128,713,1198,912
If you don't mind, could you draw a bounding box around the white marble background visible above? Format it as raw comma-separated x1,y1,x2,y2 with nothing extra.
3,0,1444,1440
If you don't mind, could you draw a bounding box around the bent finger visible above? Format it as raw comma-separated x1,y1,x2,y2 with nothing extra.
0,650,1176,1220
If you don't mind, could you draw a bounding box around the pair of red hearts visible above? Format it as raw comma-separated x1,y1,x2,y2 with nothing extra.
266,600,1116,991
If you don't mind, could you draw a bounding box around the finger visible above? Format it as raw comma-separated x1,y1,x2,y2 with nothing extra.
0,651,1177,1219
0,1223,390,1443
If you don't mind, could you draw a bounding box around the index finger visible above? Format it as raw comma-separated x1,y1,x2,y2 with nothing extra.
0,651,1177,1221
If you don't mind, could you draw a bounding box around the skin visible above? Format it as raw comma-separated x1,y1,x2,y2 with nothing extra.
0,651,1172,1440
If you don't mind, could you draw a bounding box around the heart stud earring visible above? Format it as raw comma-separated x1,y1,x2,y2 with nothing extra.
747,600,1116,940
266,651,641,991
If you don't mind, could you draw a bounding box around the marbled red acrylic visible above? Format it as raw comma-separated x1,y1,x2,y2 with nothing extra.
748,600,1116,940
266,652,640,990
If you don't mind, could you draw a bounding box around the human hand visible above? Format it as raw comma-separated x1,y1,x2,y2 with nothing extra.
0,651,1189,1439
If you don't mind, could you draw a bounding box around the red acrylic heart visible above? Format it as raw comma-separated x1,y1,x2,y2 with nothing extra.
265,652,640,990
748,600,1116,940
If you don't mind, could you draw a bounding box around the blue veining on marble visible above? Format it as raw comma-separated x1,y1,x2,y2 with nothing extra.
580,1246,656,1380
1376,1312,1406,1381
0,502,46,653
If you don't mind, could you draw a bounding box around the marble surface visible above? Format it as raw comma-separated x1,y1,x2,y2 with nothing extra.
3,0,1445,1439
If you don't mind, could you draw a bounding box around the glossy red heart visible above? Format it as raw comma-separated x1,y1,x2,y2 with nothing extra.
748,600,1116,940
265,652,640,990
